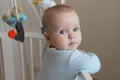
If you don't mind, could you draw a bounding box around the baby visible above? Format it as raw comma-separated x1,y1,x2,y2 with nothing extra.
36,5,101,80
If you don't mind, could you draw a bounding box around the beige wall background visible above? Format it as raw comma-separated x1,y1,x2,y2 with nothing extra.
65,0,120,80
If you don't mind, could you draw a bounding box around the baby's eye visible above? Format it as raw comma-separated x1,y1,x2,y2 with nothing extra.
59,30,67,34
73,27,79,32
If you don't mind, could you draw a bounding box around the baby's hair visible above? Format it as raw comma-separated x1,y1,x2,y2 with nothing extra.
42,5,75,33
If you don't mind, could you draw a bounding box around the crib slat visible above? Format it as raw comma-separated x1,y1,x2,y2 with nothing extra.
1,38,16,80
39,39,42,66
20,43,25,80
29,38,34,80
61,0,66,4
80,71,93,80
0,40,5,80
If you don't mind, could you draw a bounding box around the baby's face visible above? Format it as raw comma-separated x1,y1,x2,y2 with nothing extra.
46,11,82,50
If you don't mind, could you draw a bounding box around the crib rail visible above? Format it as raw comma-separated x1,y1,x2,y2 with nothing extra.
0,32,93,80
0,32,42,80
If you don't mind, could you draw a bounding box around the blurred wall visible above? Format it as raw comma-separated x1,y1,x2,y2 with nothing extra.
66,0,120,80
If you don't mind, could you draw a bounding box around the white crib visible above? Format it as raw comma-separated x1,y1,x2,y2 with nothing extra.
0,32,93,80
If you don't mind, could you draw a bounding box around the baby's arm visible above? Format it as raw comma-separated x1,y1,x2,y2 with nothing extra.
81,52,101,74
70,50,101,74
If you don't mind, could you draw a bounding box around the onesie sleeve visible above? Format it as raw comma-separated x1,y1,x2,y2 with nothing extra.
70,50,101,74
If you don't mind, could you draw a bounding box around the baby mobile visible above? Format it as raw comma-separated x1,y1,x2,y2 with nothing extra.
31,0,66,34
2,0,27,42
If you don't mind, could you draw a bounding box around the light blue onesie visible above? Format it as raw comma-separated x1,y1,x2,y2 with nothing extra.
36,44,101,80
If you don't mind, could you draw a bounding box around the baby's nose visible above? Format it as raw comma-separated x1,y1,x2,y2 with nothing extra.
68,33,75,39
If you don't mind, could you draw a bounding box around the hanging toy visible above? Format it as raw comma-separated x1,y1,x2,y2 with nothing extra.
2,5,27,28
2,4,26,42
32,0,56,34
32,0,56,16
32,0,42,5
14,21,25,42
8,22,25,42
8,29,17,39
33,0,56,11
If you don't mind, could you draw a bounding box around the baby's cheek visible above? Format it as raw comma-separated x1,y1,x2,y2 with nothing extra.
55,41,67,49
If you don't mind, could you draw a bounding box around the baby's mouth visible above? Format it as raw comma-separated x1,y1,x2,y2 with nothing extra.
69,42,77,46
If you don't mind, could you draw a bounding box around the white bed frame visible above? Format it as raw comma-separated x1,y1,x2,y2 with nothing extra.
0,32,93,80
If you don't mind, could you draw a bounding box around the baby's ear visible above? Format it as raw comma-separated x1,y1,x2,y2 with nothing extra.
44,32,51,45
